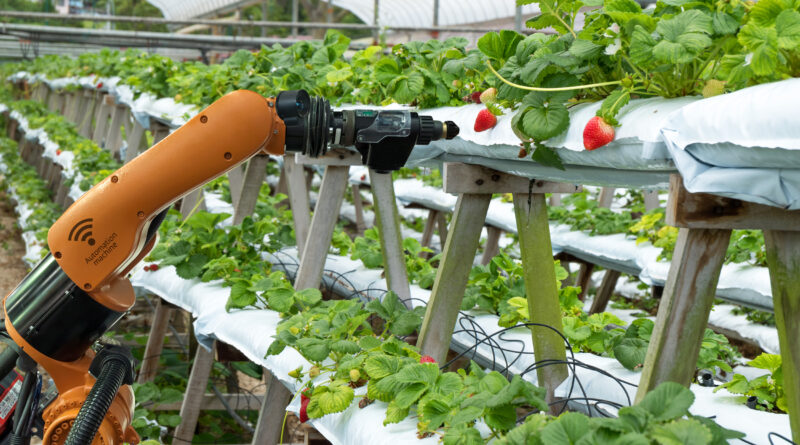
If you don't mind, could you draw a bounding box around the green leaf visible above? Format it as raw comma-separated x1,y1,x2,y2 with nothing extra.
296,337,330,363
374,58,401,83
175,253,208,279
394,383,428,408
532,143,566,170
451,405,483,426
653,10,714,64
157,413,181,428
227,281,257,310
749,353,781,373
776,9,800,49
383,400,410,425
158,388,184,405
749,0,794,27
295,288,322,306
712,12,740,35
330,339,361,354
391,311,422,336
738,23,779,76
443,424,484,445
396,363,440,386
418,394,451,431
639,382,695,422
514,103,569,141
569,39,603,59
364,354,402,379
630,25,657,65
266,287,295,313
598,89,631,125
540,412,590,444
325,67,353,83
388,72,425,104
650,418,712,445
614,338,648,371
308,381,354,418
358,336,382,350
478,30,524,61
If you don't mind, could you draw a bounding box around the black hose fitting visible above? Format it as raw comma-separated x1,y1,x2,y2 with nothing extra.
64,345,134,445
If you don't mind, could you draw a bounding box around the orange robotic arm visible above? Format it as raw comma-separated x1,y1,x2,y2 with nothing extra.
2,88,457,445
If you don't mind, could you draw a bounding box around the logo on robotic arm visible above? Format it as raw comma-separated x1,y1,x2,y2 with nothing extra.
68,218,96,246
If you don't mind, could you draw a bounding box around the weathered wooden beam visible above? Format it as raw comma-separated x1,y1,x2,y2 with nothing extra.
635,227,731,401
369,169,412,307
513,193,568,404
294,165,350,290
667,174,800,231
78,90,97,138
351,183,367,234
173,343,216,445
105,104,128,159
251,370,292,444
644,189,660,211
228,164,245,210
233,155,269,225
124,120,147,164
420,209,438,250
575,263,595,300
137,297,174,384
480,226,503,265
91,94,114,146
418,194,492,363
598,187,615,208
151,393,265,411
296,148,362,166
588,269,621,314
764,230,800,443
443,163,580,194
284,155,311,256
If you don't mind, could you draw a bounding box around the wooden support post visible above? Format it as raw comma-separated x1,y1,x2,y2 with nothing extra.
92,95,113,146
180,189,206,219
78,91,97,138
480,226,503,265
644,189,660,211
63,92,79,123
250,370,293,445
173,342,216,445
575,263,595,300
233,155,269,225
764,230,800,443
588,269,621,314
351,183,367,234
513,193,569,404
635,227,730,401
417,194,491,363
137,297,173,384
275,166,288,196
420,209,438,250
105,104,128,159
369,170,412,307
436,210,448,248
228,164,245,210
124,120,146,163
549,193,562,207
598,187,615,208
284,156,311,257
294,165,350,290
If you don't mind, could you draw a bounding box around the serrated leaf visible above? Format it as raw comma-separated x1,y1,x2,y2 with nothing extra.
359,336,382,350
613,338,648,371
418,394,451,431
364,354,402,379
776,9,800,49
295,288,322,306
157,413,181,427
266,287,294,313
175,253,208,279
514,103,569,141
396,363,439,386
485,404,517,431
712,12,740,35
749,353,781,373
330,339,361,354
650,418,712,445
540,412,590,444
598,89,630,125
639,382,695,422
653,10,714,63
227,281,257,310
296,337,330,363
738,23,779,76
433,372,463,395
308,381,354,418
443,424,484,445
478,30,524,61
531,143,566,170
394,382,428,408
383,400,410,425
569,39,603,59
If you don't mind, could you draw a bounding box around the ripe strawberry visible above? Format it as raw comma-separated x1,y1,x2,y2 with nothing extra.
96,82,103,89
301,387,312,403
299,397,310,423
360,174,366,181
233,268,241,273
470,91,482,104
149,264,159,271
583,116,615,150
56,149,62,156
420,355,436,364
479,87,497,104
473,109,497,132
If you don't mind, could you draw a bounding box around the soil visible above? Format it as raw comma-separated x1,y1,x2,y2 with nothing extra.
0,190,29,299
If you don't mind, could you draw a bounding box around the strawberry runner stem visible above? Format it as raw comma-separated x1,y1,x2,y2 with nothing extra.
486,62,621,92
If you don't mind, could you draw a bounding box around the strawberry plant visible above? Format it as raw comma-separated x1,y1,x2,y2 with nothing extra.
715,353,787,413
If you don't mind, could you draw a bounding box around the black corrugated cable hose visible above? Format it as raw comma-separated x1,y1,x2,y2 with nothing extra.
64,356,128,445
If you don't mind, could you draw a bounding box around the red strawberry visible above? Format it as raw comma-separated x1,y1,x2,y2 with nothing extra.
301,387,312,403
583,116,615,150
96,82,104,89
56,149,62,156
470,91,482,104
233,268,241,273
360,174,366,181
143,265,151,272
473,109,497,132
149,264,159,271
299,397,310,423
420,355,436,364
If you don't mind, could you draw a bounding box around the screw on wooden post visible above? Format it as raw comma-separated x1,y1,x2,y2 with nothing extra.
369,169,412,308
764,230,800,443
513,192,568,405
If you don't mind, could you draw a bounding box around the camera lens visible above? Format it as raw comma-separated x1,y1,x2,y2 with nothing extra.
296,100,306,114
276,90,311,119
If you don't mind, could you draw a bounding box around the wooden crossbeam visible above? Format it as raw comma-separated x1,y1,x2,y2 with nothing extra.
443,163,580,194
295,148,361,166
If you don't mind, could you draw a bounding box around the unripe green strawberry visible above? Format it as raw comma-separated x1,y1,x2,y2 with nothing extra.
349,369,361,382
479,87,498,104
289,326,300,335
288,367,302,379
309,365,320,378
702,79,726,98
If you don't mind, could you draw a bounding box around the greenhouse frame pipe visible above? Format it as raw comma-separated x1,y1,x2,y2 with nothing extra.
0,10,537,34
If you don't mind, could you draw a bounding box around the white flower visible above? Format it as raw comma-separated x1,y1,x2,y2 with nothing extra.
744,53,753,66
352,88,361,95
605,38,621,56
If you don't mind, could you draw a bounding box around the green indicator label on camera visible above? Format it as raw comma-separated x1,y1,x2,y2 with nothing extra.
355,110,376,117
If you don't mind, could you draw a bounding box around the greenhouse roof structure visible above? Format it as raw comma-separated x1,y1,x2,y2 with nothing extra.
146,0,540,27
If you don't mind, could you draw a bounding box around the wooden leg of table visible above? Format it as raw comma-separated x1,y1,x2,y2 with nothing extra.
173,342,216,445
549,193,562,207
420,209,437,250
635,227,731,402
79,92,97,138
92,96,111,146
284,156,312,258
480,226,502,265
124,120,146,164
137,297,173,384
180,188,206,219
251,369,293,445
105,105,126,159
598,187,615,208
644,190,660,211
764,230,800,443
294,166,349,290
513,193,568,404
369,170,412,306
588,270,621,314
352,184,367,234
436,211,448,249
418,194,491,364
228,164,245,210
575,263,595,300
233,154,269,225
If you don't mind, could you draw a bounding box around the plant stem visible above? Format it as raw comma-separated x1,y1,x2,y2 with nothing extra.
486,62,621,92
